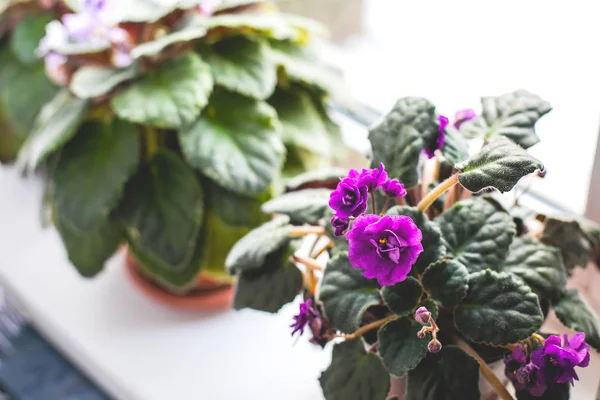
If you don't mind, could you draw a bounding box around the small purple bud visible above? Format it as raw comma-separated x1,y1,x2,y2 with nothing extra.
428,338,442,353
417,330,426,339
382,178,406,198
330,216,350,237
415,306,431,325
453,109,477,129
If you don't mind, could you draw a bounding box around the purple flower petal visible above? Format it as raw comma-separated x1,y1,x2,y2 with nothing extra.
453,108,477,129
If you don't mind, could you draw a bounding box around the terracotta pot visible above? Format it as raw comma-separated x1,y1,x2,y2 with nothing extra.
124,250,234,310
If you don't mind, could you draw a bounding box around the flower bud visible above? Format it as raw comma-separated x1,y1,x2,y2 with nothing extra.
428,338,442,353
415,307,431,325
417,329,426,339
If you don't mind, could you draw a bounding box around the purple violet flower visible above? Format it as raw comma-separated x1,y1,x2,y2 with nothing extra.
424,115,448,158
330,216,350,237
453,108,477,129
290,299,319,337
346,214,423,286
329,170,369,219
531,333,590,386
358,163,388,191
382,178,406,198
504,346,547,397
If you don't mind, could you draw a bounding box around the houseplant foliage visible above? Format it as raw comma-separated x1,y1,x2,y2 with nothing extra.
3,0,342,293
226,89,600,400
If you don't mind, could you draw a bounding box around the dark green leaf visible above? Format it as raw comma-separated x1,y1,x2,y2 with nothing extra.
319,339,390,400
179,90,285,196
368,97,438,187
111,53,213,128
386,206,445,273
378,317,429,376
422,298,439,320
11,14,53,64
285,167,347,191
553,290,600,351
201,35,276,100
202,178,268,228
461,89,551,148
422,258,469,307
203,13,305,42
501,236,567,302
319,252,381,333
437,198,515,273
440,127,469,166
541,218,595,274
456,136,544,193
225,216,292,274
119,150,204,271
455,270,543,345
406,346,480,400
17,90,88,171
70,65,138,99
233,246,302,313
51,119,139,231
382,277,423,315
261,188,331,225
54,214,122,278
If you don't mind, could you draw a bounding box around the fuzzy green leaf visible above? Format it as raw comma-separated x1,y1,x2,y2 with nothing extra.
51,120,139,231
179,90,285,196
118,150,203,272
456,136,544,193
386,206,445,273
285,167,347,191
319,252,381,333
70,65,138,99
406,346,480,400
378,317,429,377
131,21,207,59
319,339,390,400
201,36,276,100
437,198,515,273
261,188,331,225
553,290,600,351
461,89,551,149
203,13,305,42
382,277,423,315
541,218,595,274
455,270,543,345
112,53,213,128
225,216,292,274
11,14,53,64
422,258,469,307
501,236,567,302
203,179,268,228
441,127,469,166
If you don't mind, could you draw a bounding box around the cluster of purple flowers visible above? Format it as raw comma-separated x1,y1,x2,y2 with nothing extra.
504,333,590,397
329,164,423,286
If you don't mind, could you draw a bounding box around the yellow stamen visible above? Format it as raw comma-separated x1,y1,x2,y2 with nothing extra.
378,238,387,244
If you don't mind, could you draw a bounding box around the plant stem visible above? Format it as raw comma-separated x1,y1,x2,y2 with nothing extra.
343,315,397,340
417,174,459,212
454,337,514,400
290,226,326,237
532,333,546,344
371,191,376,214
380,197,391,216
145,127,159,157
292,255,324,271
311,240,333,259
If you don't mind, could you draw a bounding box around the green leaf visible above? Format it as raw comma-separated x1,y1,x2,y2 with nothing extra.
203,13,305,43
319,339,390,400
437,198,515,273
17,90,88,171
70,65,138,99
456,136,544,193
201,35,276,100
260,188,331,225
233,246,302,313
422,258,469,307
461,89,551,148
178,90,285,196
553,290,600,351
454,270,543,345
11,14,53,64
382,277,423,315
118,150,204,271
386,206,445,273
319,252,381,333
51,119,139,231
378,317,429,376
501,236,567,302
441,127,469,166
54,214,122,278
368,97,438,187
285,167,347,191
110,0,204,24
541,218,595,274
131,24,207,59
111,53,213,128
406,346,480,400
225,216,292,274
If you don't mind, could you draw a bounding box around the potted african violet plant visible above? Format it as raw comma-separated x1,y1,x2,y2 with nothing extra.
226,89,600,399
9,0,343,308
